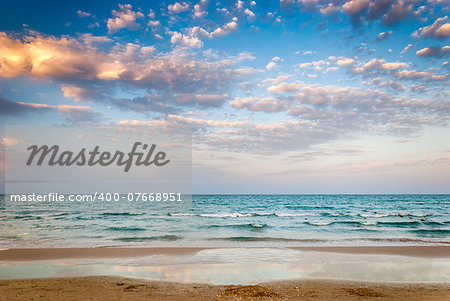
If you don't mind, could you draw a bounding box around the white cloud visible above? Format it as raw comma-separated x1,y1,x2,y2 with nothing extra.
61,85,90,102
77,10,91,18
212,18,238,37
336,58,355,67
168,2,190,14
266,61,276,70
352,58,408,74
412,16,450,39
170,31,203,48
342,0,370,15
401,44,414,54
194,2,208,18
245,8,256,22
267,82,301,93
376,31,392,41
147,20,160,27
107,4,144,34
416,46,450,58
230,96,285,113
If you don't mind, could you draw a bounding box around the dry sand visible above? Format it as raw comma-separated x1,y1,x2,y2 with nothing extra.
0,276,448,300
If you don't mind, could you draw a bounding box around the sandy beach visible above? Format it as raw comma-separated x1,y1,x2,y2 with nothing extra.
0,276,449,300
0,246,449,300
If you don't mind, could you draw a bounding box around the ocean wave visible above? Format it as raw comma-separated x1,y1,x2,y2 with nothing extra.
13,215,41,220
307,221,334,226
206,223,267,229
101,212,145,216
275,213,312,217
112,235,182,242
360,237,450,244
168,213,195,217
321,212,348,217
409,229,450,235
360,221,378,226
377,221,422,227
359,214,390,218
209,237,324,242
252,212,277,217
199,213,254,218
106,226,147,232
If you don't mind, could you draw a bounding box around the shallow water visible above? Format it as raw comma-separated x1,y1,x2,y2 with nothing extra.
1,248,449,284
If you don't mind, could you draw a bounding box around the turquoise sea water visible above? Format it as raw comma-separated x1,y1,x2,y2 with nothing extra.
1,194,449,248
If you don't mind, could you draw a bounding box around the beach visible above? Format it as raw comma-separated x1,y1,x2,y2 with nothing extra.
2,0,450,297
1,276,449,300
1,246,449,300
1,195,449,299
0,245,449,261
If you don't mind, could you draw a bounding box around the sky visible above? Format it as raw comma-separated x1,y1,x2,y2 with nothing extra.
0,0,449,193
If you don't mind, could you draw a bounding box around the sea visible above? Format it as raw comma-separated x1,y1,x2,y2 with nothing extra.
1,194,449,248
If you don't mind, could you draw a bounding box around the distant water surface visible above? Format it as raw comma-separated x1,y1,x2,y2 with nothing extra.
1,194,448,248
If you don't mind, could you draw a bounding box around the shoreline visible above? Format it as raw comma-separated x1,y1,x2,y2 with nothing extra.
0,276,448,300
1,245,449,261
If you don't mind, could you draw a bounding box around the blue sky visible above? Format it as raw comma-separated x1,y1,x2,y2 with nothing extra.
0,0,449,193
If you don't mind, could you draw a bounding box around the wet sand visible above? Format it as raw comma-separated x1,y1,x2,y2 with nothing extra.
0,276,448,300
1,245,449,261
1,246,448,300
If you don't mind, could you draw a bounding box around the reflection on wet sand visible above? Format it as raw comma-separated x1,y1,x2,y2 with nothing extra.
1,248,449,285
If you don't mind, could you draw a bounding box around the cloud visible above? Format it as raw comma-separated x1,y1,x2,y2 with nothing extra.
342,0,371,24
244,8,256,22
266,57,281,70
171,31,203,48
194,1,208,18
168,2,189,14
61,84,92,102
376,31,392,41
262,74,293,85
377,80,406,91
267,82,301,93
0,97,100,122
320,3,340,15
1,137,20,147
171,19,239,47
342,0,370,15
107,4,144,34
382,0,412,25
278,0,433,27
401,43,414,54
77,10,91,18
121,84,450,154
167,114,247,128
212,18,238,37
147,20,160,27
0,30,253,114
416,46,450,58
195,94,229,106
266,61,276,70
53,104,102,122
412,16,450,39
336,58,355,66
230,96,285,113
0,97,33,115
351,58,408,74
366,0,392,20
299,60,330,69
